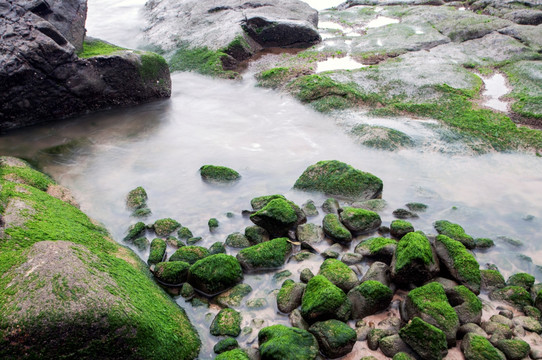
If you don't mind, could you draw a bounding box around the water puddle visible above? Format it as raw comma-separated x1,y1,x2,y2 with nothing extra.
316,56,366,72
301,0,345,10
366,16,400,28
480,73,510,112
319,21,361,38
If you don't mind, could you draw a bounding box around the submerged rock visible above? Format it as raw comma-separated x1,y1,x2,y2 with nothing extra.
200,165,241,183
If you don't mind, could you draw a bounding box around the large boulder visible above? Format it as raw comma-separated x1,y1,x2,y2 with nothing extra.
301,275,351,323
188,254,243,295
347,280,393,319
0,159,200,359
399,317,448,360
294,160,383,201
0,1,171,131
391,232,439,286
308,320,356,358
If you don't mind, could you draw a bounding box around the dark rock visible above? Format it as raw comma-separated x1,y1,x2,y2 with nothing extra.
512,316,542,333
495,339,530,360
209,241,226,255
481,269,506,292
301,199,319,217
489,286,532,310
308,320,356,358
361,261,391,286
341,252,363,265
126,186,148,210
300,268,314,283
391,232,439,287
214,337,239,354
348,280,393,319
447,285,482,325
277,280,306,314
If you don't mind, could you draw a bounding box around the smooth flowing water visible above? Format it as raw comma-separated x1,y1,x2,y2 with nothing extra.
2,0,542,357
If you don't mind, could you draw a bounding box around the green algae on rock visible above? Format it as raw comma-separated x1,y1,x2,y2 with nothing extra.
126,186,148,210
214,337,239,354
148,238,167,265
323,213,353,243
461,333,505,360
355,237,397,263
169,246,210,264
399,317,448,360
236,238,292,272
258,324,319,360
339,206,382,233
153,261,190,285
249,198,298,237
294,160,383,201
489,285,533,310
347,280,393,319
210,308,242,337
153,218,181,237
434,220,475,249
308,319,356,358
215,348,250,360
277,279,306,314
123,221,146,242
214,283,252,308
187,254,243,296
390,220,415,239
301,275,350,323
200,165,241,183
318,258,359,292
350,124,415,151
391,232,438,286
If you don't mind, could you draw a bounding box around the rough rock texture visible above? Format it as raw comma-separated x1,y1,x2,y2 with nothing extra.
309,320,356,358
0,0,171,132
258,324,319,360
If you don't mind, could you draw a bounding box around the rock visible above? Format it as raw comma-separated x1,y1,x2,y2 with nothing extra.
245,225,270,245
495,339,530,360
186,236,201,245
123,222,146,242
392,208,419,219
177,226,193,240
513,316,542,333
341,252,363,265
200,165,241,183
215,348,250,360
393,353,417,360
490,315,514,329
355,237,397,264
148,238,167,265
170,246,210,264
318,258,359,292
507,272,535,291
258,324,319,360
180,283,195,298
296,223,324,244
377,317,402,334
489,286,532,310
188,254,243,295
390,220,415,239
211,308,242,337
434,235,480,294
481,321,513,339
225,232,251,248
433,220,475,249
322,198,341,214
294,160,383,201
292,251,315,262
214,283,252,308
524,305,542,320
126,186,148,210
356,321,372,341
0,1,171,132
250,198,298,237
350,124,415,151
457,323,488,339
447,286,482,325
250,194,286,210
301,199,319,216
153,261,190,285
461,333,505,360
300,268,315,283
368,328,391,350
209,241,227,255
348,280,393,319
361,261,391,286
301,275,351,323
481,269,506,292
153,218,181,237
474,238,494,249
323,213,352,243
214,337,239,354
290,309,310,330
273,270,292,282
321,243,342,259
133,237,150,251
352,199,388,212
431,277,459,291
406,203,427,212
0,165,200,358
391,232,439,286
403,282,459,346
277,280,306,314
400,317,448,360
340,207,382,233
308,320,356,358
379,334,415,358
236,238,292,272
208,217,219,231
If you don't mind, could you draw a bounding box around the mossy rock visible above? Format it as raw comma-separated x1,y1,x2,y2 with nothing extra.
391,232,439,286
258,324,319,360
225,232,251,248
133,237,150,251
507,272,535,291
405,202,427,212
200,165,241,183
236,238,292,272
339,206,382,233
249,199,298,237
301,200,318,217
208,218,219,230
434,235,480,294
0,157,55,192
147,238,167,265
244,225,270,245
210,308,242,337
169,246,210,264
301,275,350,323
153,218,181,237
392,208,419,220
403,282,459,346
448,285,482,325
474,237,494,249
214,283,252,308
400,317,448,360
489,285,532,310
250,194,286,211
322,213,352,243
322,197,340,214
308,319,356,358
0,170,200,359
461,333,505,360
390,220,414,239
347,280,393,319
354,237,397,264
186,237,202,245
126,186,148,210
214,337,239,354
481,269,506,292
154,261,190,285
293,160,383,201
393,353,416,360
123,221,146,242
296,223,324,244
350,124,415,151
277,280,306,314
318,258,359,292
495,339,530,360
188,254,243,296
434,220,475,249
215,348,250,360
177,226,193,240
209,241,226,255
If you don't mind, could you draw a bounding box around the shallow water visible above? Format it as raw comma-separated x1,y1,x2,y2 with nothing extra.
316,56,366,72
366,16,400,28
480,73,510,112
2,0,542,358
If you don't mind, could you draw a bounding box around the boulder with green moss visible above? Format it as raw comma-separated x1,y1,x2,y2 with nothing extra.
126,186,148,211
403,282,460,346
277,280,306,314
225,232,251,248
309,319,356,358
245,225,270,244
236,238,292,272
301,275,351,323
123,221,146,242
347,280,393,319
170,246,210,264
361,261,391,286
391,232,439,286
188,254,243,295
154,261,190,285
481,269,506,292
390,220,415,239
258,324,319,360
447,285,482,325
250,198,298,237
461,333,505,360
200,165,240,183
148,238,167,265
215,348,250,360
0,162,200,359
209,241,226,255
507,272,535,291
495,339,530,360
214,283,252,308
294,160,383,201
400,317,447,360
318,258,359,292
355,237,397,264
339,206,382,233
178,226,193,240
250,194,287,210
210,308,242,337
489,285,533,310
296,223,324,244
323,213,353,243
214,337,239,354
434,235,480,294
434,220,475,249
153,218,181,237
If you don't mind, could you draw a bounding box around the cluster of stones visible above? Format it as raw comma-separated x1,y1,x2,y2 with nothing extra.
122,160,542,359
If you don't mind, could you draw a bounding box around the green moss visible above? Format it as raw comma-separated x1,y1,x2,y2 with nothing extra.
209,241,226,255
353,280,393,306
147,238,166,265
395,232,433,271
399,317,447,360
481,269,506,290
318,259,358,292
367,237,397,253
495,339,530,360
153,218,181,237
339,206,381,232
507,273,535,290
210,308,242,337
434,220,475,249
188,254,243,295
308,319,356,355
169,45,238,78
214,283,252,308
301,275,348,322
208,218,219,230
502,61,542,119
126,186,147,210
77,39,125,58
252,199,297,224
474,237,494,249
454,285,482,313
153,261,190,285
489,286,532,309
177,226,193,240
200,165,241,183
464,333,505,360
350,124,415,151
407,282,459,334
436,235,481,290
169,246,209,264
393,353,416,360
236,238,292,270
0,164,54,192
257,67,292,88
213,337,239,354
139,52,168,81
258,324,319,360
250,194,286,211
406,202,427,212
133,237,149,251
123,222,146,242
244,226,269,244
215,348,249,360
322,213,352,243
